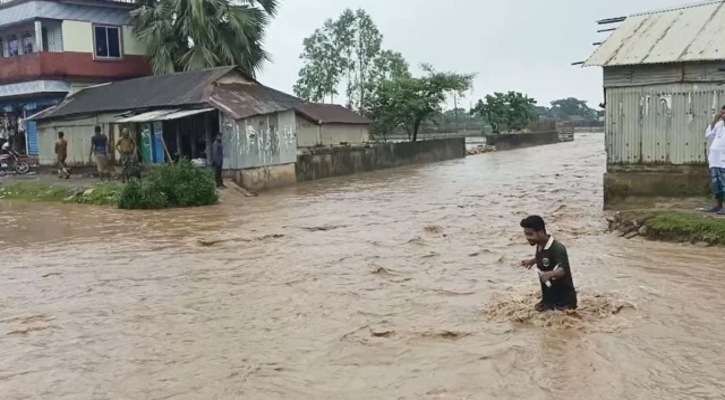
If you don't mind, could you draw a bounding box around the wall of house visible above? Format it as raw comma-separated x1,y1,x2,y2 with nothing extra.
61,21,143,55
320,123,369,146
296,138,465,182
296,117,370,147
220,110,297,169
297,119,320,147
604,82,716,166
603,62,725,88
37,113,119,165
61,20,93,53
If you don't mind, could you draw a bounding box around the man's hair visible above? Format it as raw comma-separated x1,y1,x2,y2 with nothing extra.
520,215,546,233
721,105,725,110
58,131,64,138
94,125,101,133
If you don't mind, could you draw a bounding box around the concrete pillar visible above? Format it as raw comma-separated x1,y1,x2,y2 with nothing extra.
34,20,43,52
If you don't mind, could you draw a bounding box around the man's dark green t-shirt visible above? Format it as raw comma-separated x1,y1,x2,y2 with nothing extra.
535,236,577,309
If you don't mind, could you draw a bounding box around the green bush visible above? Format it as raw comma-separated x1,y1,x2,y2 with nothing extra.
118,161,218,210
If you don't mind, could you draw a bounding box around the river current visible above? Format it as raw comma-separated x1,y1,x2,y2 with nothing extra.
2,133,724,399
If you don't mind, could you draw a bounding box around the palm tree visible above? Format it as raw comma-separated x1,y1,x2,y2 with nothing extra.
130,0,278,76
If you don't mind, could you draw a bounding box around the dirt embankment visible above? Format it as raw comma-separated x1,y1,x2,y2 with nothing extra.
607,210,725,246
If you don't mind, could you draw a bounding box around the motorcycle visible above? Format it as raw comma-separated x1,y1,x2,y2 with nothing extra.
0,147,30,176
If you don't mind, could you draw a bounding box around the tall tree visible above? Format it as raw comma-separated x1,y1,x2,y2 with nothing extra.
471,92,538,133
130,0,277,76
368,65,474,141
294,8,383,112
293,27,341,102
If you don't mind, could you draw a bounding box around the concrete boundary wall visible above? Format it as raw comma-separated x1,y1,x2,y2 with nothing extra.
296,138,465,182
604,164,711,208
485,131,560,151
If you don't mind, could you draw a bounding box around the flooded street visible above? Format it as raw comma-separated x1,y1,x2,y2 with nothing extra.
2,133,725,399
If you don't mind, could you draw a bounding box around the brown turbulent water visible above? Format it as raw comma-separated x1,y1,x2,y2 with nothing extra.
2,133,725,400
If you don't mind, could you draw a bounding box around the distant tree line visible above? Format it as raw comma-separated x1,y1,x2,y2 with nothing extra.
293,8,602,140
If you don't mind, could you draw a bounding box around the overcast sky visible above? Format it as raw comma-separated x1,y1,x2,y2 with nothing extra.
257,0,690,110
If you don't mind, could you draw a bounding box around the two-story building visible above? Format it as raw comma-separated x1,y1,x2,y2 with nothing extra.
0,0,150,156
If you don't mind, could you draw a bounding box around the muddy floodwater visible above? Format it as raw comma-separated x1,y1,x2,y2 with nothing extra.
2,133,725,399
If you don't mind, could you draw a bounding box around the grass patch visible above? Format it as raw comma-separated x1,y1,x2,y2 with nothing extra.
618,210,725,245
0,182,72,202
0,182,123,206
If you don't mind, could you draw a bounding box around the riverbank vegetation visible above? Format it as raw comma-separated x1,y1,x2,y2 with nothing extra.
118,161,218,209
0,162,219,210
610,210,725,246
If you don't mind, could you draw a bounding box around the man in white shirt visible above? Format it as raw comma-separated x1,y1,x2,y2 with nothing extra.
705,106,725,214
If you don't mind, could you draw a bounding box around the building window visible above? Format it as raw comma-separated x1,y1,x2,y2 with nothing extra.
94,26,121,58
8,36,19,56
22,33,33,54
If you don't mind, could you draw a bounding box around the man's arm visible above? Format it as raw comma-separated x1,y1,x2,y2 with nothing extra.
54,141,58,155
540,244,570,282
708,114,723,138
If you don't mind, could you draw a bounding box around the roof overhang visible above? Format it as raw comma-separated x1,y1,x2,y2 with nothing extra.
584,1,725,68
115,108,215,123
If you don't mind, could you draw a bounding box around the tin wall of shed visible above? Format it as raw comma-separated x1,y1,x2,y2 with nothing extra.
605,82,721,166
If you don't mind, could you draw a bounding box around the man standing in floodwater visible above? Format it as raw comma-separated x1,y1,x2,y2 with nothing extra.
705,106,725,214
211,133,225,188
520,215,577,311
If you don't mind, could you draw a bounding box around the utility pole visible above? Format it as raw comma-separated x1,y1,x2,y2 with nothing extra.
453,94,458,132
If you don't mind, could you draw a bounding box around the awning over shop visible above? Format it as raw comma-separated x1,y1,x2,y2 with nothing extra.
115,108,215,123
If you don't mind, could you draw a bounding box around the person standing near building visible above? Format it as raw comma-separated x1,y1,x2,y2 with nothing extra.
116,128,136,166
89,125,110,182
212,133,225,188
55,131,70,179
705,106,725,214
519,215,578,311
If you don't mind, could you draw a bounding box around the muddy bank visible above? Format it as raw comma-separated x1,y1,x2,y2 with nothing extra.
608,210,725,246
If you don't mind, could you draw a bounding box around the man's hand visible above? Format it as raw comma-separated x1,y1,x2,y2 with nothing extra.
711,112,724,129
520,258,536,269
539,271,554,283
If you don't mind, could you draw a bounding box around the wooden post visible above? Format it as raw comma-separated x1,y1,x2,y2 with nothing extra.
175,121,182,162
205,112,213,164
190,117,197,158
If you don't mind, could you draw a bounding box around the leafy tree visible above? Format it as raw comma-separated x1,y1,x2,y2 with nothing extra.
293,26,342,102
130,0,277,76
548,97,597,121
294,8,385,112
471,92,538,133
368,65,474,141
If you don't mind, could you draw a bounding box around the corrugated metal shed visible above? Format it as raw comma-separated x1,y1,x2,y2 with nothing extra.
586,1,725,67
605,83,719,165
